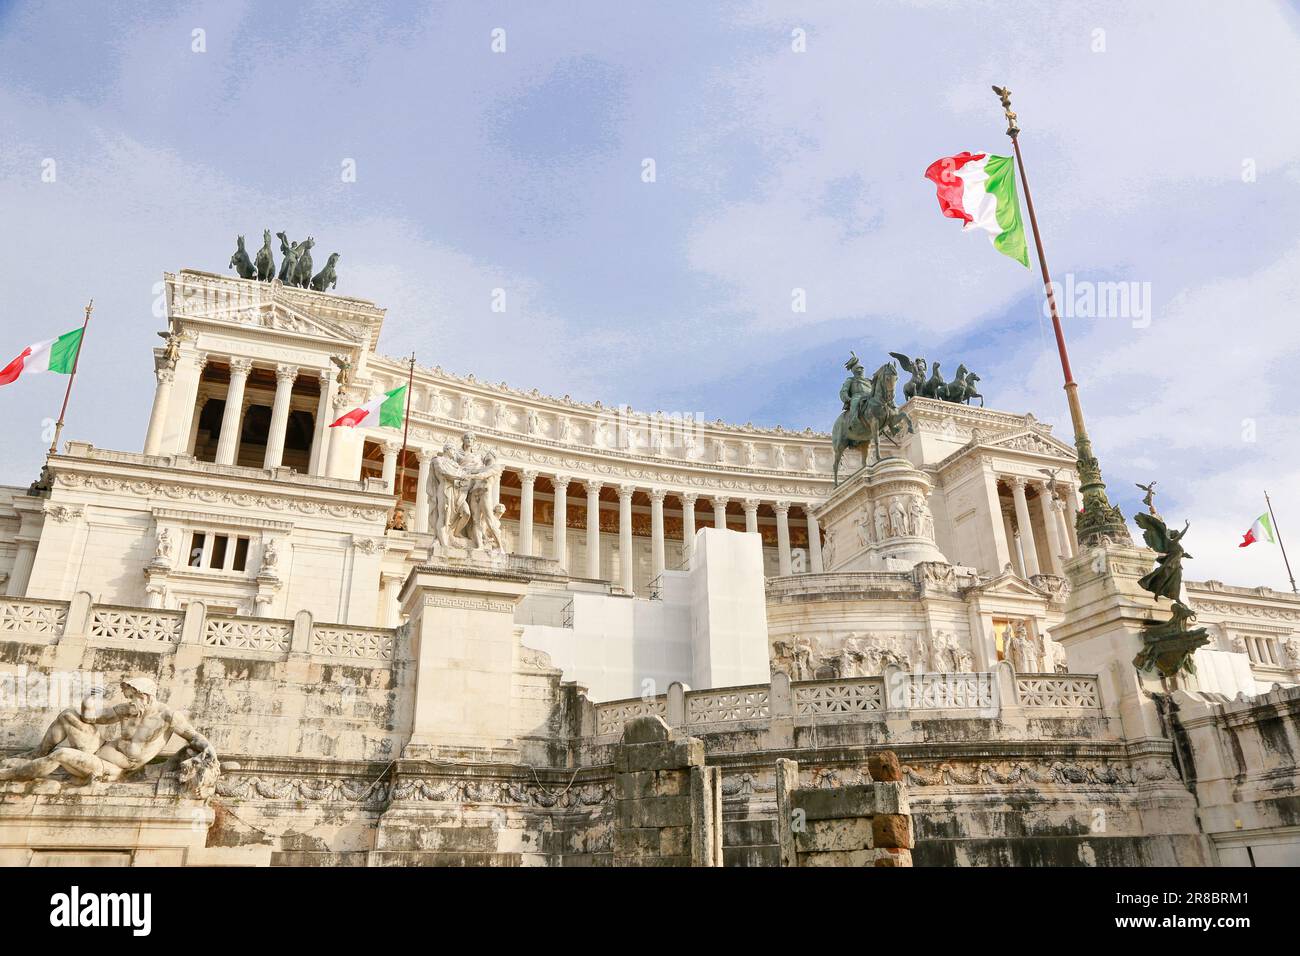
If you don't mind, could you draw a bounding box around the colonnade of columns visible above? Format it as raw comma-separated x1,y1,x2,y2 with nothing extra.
508,471,821,594
1002,475,1079,577
144,354,339,477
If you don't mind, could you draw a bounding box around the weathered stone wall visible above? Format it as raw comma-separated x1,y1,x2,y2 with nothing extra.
776,752,913,866
611,716,721,866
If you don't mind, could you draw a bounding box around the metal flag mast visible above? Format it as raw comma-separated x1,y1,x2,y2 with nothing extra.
47,299,94,457
993,86,1132,549
1264,490,1299,595
386,353,417,532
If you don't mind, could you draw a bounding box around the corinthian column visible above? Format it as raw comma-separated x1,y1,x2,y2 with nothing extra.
518,470,537,557
1010,477,1041,577
381,441,400,492
143,366,175,456
214,358,252,466
681,492,698,560
584,480,603,579
711,496,729,530
649,488,666,579
309,367,337,476
415,447,434,534
618,484,635,594
774,500,792,575
742,499,759,534
263,363,299,469
1038,483,1065,575
552,475,570,568
805,506,824,572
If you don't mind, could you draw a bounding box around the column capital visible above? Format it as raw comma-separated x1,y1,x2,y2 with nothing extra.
741,498,759,513
773,500,791,515
417,446,436,463
582,479,603,495
382,441,401,456
552,474,571,489
1009,475,1028,491
679,491,699,506
710,495,729,509
520,469,539,484
617,483,636,502
155,367,176,386
275,363,300,384
648,488,668,503
803,504,820,521
191,350,209,372
228,357,254,376
318,366,335,386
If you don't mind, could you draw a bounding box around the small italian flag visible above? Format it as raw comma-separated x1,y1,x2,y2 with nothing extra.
924,151,1030,267
329,385,407,429
0,328,85,386
1239,512,1276,548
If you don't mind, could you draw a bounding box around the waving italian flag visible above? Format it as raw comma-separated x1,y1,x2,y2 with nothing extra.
1239,512,1276,548
329,385,406,429
924,151,1029,267
0,328,85,386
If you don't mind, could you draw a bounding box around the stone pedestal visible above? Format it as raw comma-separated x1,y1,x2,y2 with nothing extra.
814,457,946,572
398,555,533,760
0,776,214,867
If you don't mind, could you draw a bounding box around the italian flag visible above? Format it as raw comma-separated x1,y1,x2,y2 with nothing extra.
1239,512,1276,548
0,328,84,386
924,151,1029,267
329,386,406,429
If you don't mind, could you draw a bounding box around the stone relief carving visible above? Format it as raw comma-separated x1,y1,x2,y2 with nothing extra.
0,677,219,797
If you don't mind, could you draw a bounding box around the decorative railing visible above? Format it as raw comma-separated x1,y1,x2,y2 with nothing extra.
203,615,292,653
595,696,667,736
1016,674,1101,709
89,606,183,643
902,672,995,710
311,624,395,662
0,598,69,639
687,685,770,725
794,677,885,716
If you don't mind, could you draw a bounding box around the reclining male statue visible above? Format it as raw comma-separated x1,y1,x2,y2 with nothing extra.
0,676,218,788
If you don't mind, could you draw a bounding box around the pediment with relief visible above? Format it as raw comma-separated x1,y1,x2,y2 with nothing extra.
985,428,1075,460
179,298,367,345
967,570,1050,601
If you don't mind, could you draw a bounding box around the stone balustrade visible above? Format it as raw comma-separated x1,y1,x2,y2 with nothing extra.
0,594,398,669
591,666,1105,740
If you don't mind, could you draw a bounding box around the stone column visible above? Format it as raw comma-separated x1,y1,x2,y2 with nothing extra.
518,470,537,557
309,367,337,476
1009,477,1041,577
415,448,434,534
1038,484,1066,576
711,496,728,530
619,485,635,594
1055,498,1075,560
681,492,698,560
806,506,824,572
775,500,792,576
1063,483,1081,555
5,539,37,597
552,475,570,568
984,469,1013,572
584,480,603,579
214,357,253,466
381,442,400,492
649,488,666,579
143,366,175,456
742,499,759,534
263,363,299,469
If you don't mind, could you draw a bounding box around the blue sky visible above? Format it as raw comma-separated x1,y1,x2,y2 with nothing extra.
2,0,1300,588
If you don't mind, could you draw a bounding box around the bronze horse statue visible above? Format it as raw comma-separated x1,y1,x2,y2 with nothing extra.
254,230,275,281
831,360,914,485
229,236,256,279
310,252,340,292
292,236,315,288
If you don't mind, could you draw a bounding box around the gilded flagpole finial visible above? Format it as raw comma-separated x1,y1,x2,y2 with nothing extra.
992,85,1018,137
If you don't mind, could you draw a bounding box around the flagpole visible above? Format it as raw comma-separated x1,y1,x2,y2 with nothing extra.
1264,490,1299,595
387,353,416,531
48,299,93,456
994,87,1132,549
